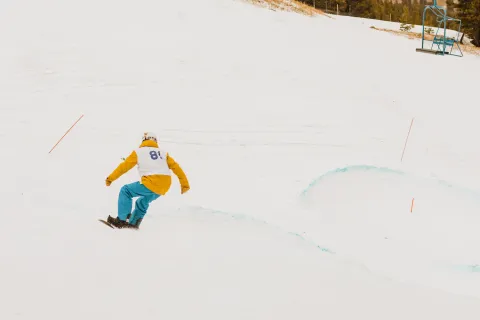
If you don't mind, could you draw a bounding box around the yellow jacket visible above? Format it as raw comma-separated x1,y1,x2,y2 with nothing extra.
107,140,190,195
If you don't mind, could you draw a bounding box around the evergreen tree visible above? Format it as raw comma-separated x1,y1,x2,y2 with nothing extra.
446,0,456,17
384,0,393,21
455,0,480,46
400,5,411,23
371,0,384,19
412,0,423,25
351,0,375,18
393,2,404,22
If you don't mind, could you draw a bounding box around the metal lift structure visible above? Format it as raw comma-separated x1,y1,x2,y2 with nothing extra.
416,0,463,57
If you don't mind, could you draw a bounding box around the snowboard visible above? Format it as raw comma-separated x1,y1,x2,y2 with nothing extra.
98,219,115,229
98,218,138,230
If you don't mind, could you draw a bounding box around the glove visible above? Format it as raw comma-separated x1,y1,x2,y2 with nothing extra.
106,178,112,186
181,185,190,194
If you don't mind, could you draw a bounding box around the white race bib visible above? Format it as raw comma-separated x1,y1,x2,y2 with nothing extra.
135,147,171,178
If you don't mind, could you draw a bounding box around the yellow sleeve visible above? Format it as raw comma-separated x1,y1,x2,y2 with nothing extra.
107,151,138,182
167,154,189,188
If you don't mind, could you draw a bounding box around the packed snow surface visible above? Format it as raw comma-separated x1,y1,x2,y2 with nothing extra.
0,0,479,319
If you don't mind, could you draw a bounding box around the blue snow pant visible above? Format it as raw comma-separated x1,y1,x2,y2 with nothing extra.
118,182,160,225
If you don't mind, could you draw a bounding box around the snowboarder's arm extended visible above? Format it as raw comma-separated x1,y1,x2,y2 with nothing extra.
106,151,138,185
167,154,190,193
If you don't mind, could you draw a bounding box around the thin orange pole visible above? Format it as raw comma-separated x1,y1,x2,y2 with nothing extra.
49,114,84,154
401,118,415,162
410,198,415,213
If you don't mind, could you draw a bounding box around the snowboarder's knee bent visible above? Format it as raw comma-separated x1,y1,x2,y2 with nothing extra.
120,184,133,198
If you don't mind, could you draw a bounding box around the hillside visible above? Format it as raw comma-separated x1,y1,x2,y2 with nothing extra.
0,0,479,319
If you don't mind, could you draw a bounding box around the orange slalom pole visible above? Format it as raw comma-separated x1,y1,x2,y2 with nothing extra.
401,117,415,162
49,114,84,154
410,198,415,213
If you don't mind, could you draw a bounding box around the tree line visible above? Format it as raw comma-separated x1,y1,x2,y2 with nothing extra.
304,0,480,46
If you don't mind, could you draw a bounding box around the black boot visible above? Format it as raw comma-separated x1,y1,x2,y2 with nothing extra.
107,215,129,228
128,218,143,230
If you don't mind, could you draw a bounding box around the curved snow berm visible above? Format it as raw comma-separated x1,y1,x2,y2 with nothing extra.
301,164,480,224
0,205,478,320
299,165,480,297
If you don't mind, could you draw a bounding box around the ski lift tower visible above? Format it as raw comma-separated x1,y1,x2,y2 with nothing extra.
416,0,463,57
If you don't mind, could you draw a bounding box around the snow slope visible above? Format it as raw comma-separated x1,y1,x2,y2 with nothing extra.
1,0,480,319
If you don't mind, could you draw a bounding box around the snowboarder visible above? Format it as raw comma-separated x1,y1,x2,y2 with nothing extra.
104,132,190,229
